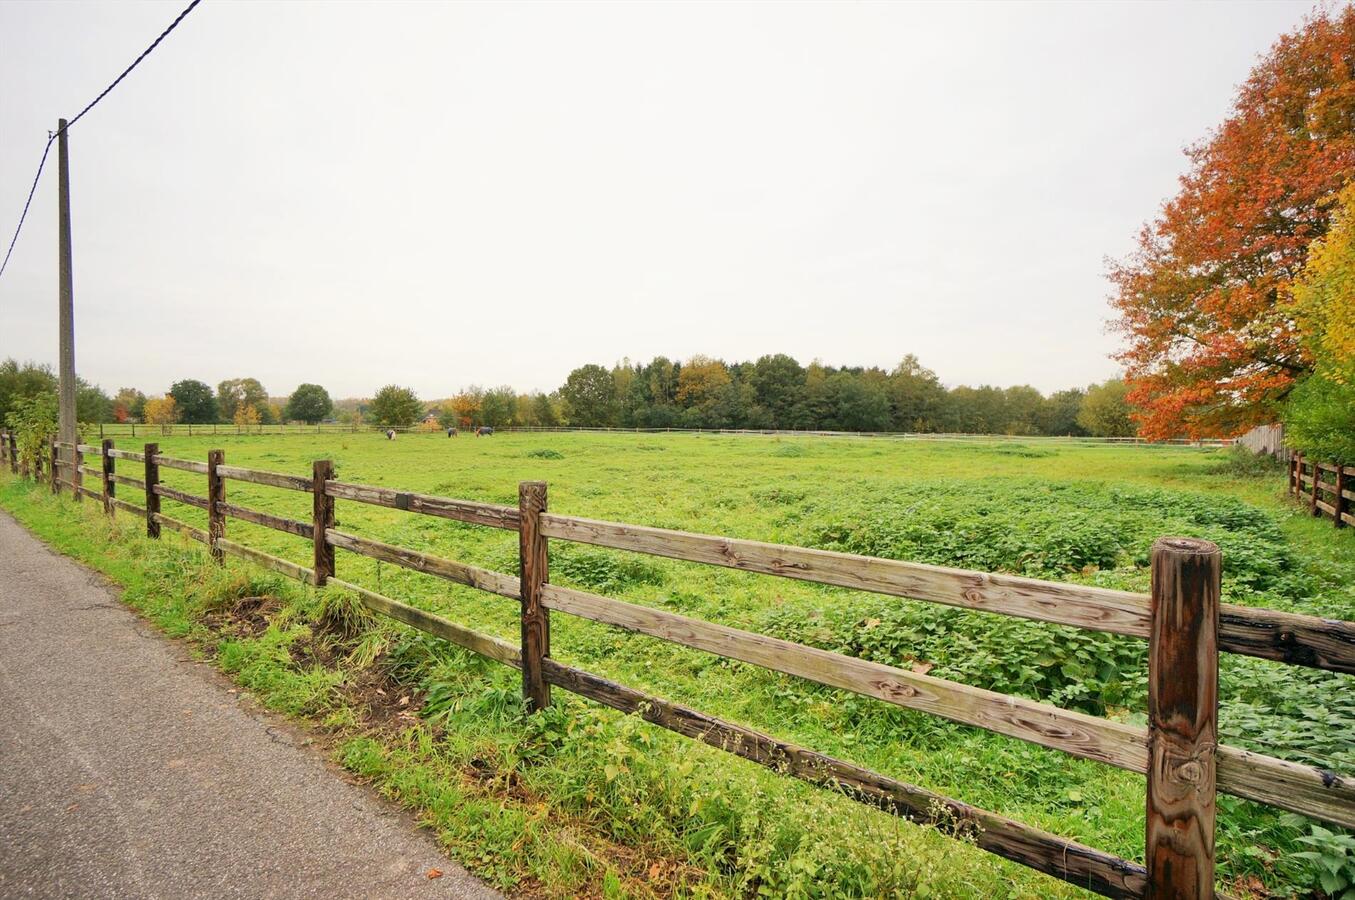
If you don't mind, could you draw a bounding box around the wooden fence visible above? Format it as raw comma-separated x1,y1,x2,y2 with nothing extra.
4,435,1354,898
1289,453,1353,528
1235,423,1287,459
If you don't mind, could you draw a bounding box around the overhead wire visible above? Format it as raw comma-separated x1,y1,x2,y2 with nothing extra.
0,0,203,283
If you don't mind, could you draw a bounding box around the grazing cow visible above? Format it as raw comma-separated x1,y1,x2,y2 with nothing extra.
447,427,457,438
385,429,395,440
476,426,494,437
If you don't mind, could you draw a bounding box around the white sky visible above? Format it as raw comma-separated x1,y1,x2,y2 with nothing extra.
0,0,1314,399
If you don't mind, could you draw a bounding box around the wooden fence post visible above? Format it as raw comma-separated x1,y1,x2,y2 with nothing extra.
72,444,83,502
1146,537,1220,900
519,480,551,712
8,432,17,474
101,438,115,516
1311,461,1322,517
207,449,225,563
50,438,59,495
1335,465,1348,529
144,443,160,539
312,460,335,586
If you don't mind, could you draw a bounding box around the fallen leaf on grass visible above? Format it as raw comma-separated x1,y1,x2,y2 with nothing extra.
910,661,934,675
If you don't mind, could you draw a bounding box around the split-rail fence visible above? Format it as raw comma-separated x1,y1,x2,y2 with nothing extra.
2,434,1353,899
1289,452,1354,528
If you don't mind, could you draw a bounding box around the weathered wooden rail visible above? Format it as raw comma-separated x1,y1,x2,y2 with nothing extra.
7,438,1354,898
1289,453,1354,529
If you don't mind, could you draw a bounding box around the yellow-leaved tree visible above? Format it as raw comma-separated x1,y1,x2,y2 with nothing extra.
1283,184,1355,462
233,404,261,428
143,396,178,425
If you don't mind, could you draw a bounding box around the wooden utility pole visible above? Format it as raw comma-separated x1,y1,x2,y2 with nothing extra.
57,119,77,452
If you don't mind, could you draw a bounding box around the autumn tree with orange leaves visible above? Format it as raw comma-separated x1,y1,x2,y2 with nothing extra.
1110,7,1355,439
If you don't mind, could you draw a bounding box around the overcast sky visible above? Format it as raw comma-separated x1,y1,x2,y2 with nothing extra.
0,1,1315,399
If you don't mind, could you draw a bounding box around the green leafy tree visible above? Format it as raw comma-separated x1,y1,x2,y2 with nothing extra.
941,385,1007,434
283,383,333,424
0,359,57,425
1283,184,1355,463
77,380,113,423
216,378,268,422
169,379,218,423
747,354,805,428
3,392,58,471
113,387,147,423
1036,388,1087,436
1001,385,1044,436
479,386,518,427
822,371,891,431
887,355,946,432
533,392,560,427
560,365,617,426
1284,375,1355,462
1077,379,1136,437
368,384,422,427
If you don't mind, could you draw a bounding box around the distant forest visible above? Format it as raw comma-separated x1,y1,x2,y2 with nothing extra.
0,354,1135,437
545,354,1133,437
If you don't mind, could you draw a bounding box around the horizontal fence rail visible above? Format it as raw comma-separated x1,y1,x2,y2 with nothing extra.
1291,454,1354,528
4,438,1352,898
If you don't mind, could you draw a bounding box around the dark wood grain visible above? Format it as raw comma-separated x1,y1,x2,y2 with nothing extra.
312,460,335,586
144,443,160,539
1146,538,1219,899
72,444,83,503
519,481,551,712
1336,466,1347,530
101,438,115,515
207,449,225,564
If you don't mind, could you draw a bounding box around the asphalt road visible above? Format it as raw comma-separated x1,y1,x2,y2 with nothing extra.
0,510,500,900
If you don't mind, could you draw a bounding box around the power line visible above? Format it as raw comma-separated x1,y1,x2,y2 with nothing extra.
0,0,204,284
0,137,54,281
59,0,204,136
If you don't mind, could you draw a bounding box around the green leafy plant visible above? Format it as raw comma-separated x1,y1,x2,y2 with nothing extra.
3,391,58,471
1289,822,1355,899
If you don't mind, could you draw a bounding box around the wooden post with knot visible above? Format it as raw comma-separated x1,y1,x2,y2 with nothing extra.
1146,537,1220,899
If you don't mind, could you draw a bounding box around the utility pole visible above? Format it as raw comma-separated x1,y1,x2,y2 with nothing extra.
57,119,77,449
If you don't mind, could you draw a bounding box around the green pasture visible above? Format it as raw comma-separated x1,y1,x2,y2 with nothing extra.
4,432,1351,897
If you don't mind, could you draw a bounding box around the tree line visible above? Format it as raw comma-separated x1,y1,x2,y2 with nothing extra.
549,355,1132,435
0,368,335,430
0,358,1135,437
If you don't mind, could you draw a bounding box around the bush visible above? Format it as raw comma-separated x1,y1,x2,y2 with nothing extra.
1282,370,1355,464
